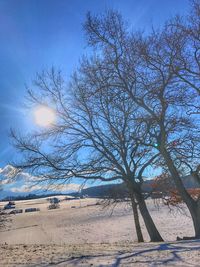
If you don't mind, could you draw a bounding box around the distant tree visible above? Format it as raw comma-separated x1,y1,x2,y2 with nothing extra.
152,173,200,209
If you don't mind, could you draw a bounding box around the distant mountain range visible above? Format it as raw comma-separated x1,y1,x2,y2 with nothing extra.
1,174,199,201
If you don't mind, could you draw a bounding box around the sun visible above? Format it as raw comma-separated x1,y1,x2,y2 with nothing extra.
34,106,56,127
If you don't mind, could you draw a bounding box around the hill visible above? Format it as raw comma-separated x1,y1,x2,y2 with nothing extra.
1,174,199,201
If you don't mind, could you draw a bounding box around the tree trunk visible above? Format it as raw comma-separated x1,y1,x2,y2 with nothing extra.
128,183,163,242
161,147,200,238
129,192,144,242
135,190,164,242
192,200,200,238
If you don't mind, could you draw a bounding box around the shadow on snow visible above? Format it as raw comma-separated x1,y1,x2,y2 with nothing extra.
36,239,200,267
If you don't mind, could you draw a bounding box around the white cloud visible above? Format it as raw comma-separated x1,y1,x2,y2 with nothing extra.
10,185,42,193
10,183,82,193
49,183,83,192
0,165,18,178
0,165,18,186
0,178,13,185
0,165,39,185
0,165,85,194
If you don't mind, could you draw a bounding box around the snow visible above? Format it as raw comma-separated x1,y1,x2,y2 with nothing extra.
0,197,199,266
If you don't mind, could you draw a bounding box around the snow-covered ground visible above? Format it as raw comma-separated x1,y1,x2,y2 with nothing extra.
0,197,199,266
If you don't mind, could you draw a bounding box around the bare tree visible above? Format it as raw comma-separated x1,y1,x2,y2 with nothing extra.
84,7,200,238
136,3,200,238
11,66,163,242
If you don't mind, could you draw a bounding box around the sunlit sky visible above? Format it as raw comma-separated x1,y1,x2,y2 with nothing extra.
0,0,189,168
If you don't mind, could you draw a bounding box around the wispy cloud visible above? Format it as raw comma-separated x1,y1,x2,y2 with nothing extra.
10,183,82,193
0,165,19,185
0,164,18,177
0,164,83,194
0,165,38,183
10,184,42,193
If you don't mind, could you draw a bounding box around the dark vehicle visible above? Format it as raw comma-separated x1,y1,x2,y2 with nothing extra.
4,201,15,210
25,208,40,213
9,209,23,214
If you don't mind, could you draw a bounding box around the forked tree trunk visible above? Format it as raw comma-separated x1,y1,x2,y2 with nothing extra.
129,191,144,242
128,183,163,242
135,191,164,242
161,147,200,238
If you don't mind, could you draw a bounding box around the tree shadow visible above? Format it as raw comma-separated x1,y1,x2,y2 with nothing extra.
112,239,200,267
41,253,120,266
30,239,200,267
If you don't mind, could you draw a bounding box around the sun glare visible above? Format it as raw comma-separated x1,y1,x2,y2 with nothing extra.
34,106,56,127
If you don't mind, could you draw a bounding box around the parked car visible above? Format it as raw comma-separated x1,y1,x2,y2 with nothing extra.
25,208,40,213
9,209,23,214
4,201,15,210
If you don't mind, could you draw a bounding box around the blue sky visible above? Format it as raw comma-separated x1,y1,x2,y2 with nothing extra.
0,0,189,195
